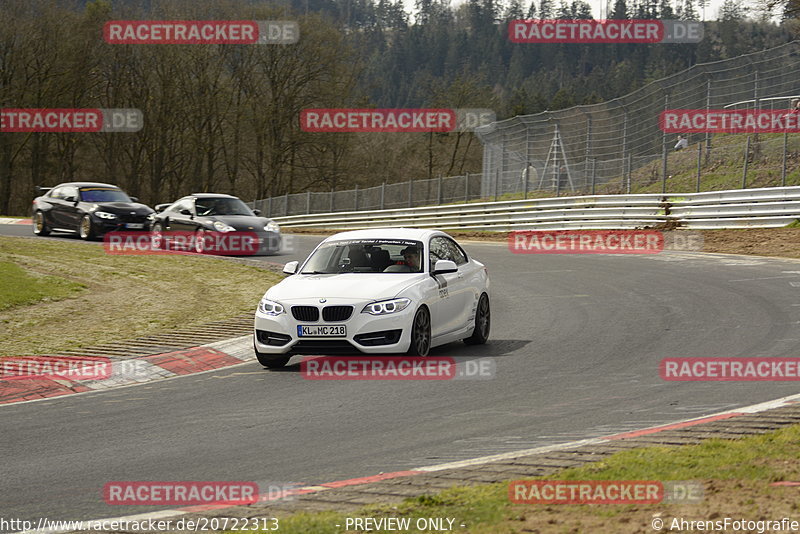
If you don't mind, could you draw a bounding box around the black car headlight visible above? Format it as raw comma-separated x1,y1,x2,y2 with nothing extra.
94,211,117,220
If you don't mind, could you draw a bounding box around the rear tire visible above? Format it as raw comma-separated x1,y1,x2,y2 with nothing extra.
255,351,291,369
464,293,490,345
194,228,207,254
33,211,51,236
407,306,431,357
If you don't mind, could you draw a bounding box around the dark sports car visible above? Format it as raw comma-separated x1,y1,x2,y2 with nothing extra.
32,182,155,240
151,193,281,255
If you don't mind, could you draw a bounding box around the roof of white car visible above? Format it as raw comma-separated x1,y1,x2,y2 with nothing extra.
324,228,447,242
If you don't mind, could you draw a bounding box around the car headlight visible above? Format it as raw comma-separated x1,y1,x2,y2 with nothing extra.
361,298,411,316
95,211,117,220
147,213,155,221
213,221,236,232
258,298,285,316
264,221,280,232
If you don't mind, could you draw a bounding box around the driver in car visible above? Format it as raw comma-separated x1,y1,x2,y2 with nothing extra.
401,246,422,272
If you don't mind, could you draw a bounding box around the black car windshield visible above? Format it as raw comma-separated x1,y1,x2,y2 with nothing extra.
195,197,253,216
300,239,424,274
79,188,131,202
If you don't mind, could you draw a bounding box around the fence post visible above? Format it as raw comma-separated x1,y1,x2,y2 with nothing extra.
742,135,750,189
437,174,443,204
408,179,413,208
284,192,289,216
464,173,469,202
494,168,499,201
330,188,334,212
627,153,632,194
782,132,788,186
662,94,669,194
621,108,628,191
307,191,311,214
267,196,272,218
705,77,712,164
523,164,529,199
354,184,359,211
696,142,702,192
380,182,386,210
591,158,596,195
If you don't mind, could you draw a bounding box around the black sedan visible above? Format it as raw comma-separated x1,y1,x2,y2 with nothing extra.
151,193,281,255
32,182,155,240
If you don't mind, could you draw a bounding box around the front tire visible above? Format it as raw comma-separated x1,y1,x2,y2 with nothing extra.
407,306,431,357
33,211,51,236
255,351,291,369
464,293,490,345
151,222,164,249
79,214,96,240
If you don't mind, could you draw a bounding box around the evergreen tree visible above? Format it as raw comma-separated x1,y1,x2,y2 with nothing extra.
610,0,629,19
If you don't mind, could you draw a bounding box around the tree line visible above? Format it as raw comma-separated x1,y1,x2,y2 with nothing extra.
0,0,795,215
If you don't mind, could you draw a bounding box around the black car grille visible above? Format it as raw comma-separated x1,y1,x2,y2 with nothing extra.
255,330,292,347
291,306,319,322
322,306,353,322
117,213,149,223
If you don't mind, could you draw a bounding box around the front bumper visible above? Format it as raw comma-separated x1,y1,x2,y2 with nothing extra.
254,298,414,355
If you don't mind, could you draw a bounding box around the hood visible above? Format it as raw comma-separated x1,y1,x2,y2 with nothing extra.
94,202,154,215
267,272,425,301
199,215,268,231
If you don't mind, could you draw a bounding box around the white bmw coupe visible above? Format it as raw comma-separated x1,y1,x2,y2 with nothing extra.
253,228,490,368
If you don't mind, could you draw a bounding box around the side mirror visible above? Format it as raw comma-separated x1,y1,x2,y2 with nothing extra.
253,209,261,216
63,195,76,202
432,259,458,275
179,209,192,216
282,261,299,275
130,196,139,202
154,204,169,213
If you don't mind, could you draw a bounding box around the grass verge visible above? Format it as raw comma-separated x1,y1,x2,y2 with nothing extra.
260,424,800,533
0,260,86,311
0,236,282,355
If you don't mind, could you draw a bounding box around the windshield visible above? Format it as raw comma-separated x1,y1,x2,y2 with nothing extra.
300,239,424,274
195,197,253,216
79,188,131,203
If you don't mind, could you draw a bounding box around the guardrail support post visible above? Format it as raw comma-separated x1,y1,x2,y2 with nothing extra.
742,135,750,189
380,182,386,209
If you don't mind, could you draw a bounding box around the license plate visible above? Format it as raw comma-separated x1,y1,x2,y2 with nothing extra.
298,325,347,337
125,223,144,229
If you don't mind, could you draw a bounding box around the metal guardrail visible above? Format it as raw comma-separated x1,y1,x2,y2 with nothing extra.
272,186,800,232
